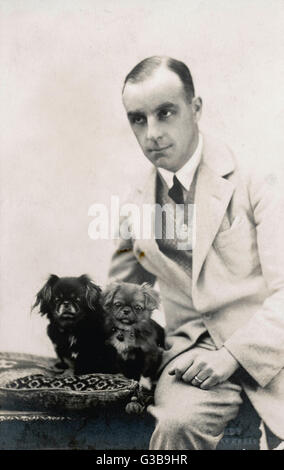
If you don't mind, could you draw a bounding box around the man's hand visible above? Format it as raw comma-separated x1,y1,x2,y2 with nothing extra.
168,347,239,390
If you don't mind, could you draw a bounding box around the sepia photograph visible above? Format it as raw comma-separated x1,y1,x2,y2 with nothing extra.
0,0,284,453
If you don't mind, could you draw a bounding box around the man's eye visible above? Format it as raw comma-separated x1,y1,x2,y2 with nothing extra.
131,115,146,125
158,109,172,120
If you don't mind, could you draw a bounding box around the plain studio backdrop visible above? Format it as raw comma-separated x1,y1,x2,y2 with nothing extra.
1,0,284,357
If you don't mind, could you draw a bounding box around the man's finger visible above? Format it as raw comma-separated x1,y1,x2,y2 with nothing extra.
199,376,219,390
181,363,202,383
168,353,195,377
190,371,210,387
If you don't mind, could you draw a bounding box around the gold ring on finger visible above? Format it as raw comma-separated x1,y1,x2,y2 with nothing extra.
193,375,203,384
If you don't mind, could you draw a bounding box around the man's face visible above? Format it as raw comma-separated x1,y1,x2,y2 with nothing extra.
122,67,202,173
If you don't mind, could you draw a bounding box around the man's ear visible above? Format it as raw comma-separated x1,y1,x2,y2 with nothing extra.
192,96,202,122
141,283,160,311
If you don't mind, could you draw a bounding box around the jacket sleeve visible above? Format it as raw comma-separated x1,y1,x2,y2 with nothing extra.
108,232,157,286
224,166,284,387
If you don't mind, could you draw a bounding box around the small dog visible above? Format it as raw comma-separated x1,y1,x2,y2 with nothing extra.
100,281,165,382
32,274,107,375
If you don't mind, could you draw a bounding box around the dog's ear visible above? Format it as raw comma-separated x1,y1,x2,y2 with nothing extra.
100,282,121,311
141,283,160,311
32,274,59,315
79,274,102,311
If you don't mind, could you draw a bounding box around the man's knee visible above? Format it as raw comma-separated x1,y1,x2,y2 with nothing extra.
151,402,220,438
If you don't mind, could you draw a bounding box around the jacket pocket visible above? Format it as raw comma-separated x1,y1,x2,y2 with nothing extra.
213,215,260,276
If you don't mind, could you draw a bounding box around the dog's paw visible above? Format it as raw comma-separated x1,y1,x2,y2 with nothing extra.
51,367,74,377
139,376,152,391
125,396,144,415
52,367,66,375
54,361,68,370
60,369,75,377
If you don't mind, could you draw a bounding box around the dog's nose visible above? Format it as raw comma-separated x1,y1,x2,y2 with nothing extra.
117,333,124,341
123,307,131,314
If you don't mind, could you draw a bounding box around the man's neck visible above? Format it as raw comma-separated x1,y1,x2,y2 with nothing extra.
159,133,203,191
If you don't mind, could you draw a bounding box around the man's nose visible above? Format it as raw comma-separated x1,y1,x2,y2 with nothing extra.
146,117,162,142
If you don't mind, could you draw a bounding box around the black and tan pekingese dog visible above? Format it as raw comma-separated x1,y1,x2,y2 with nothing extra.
32,274,107,375
100,281,165,382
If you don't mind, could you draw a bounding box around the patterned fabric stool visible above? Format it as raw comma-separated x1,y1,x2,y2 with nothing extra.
0,352,262,450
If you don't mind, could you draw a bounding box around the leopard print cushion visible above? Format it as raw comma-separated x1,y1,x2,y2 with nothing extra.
0,352,138,411
5,373,134,392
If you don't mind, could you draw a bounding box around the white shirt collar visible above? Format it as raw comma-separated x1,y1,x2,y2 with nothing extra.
158,133,203,190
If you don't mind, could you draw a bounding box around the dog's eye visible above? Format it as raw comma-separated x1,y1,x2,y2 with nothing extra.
114,302,122,307
76,297,80,302
134,305,143,311
55,297,60,302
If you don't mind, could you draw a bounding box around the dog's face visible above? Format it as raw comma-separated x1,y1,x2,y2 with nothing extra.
106,322,136,355
33,274,101,328
101,282,160,326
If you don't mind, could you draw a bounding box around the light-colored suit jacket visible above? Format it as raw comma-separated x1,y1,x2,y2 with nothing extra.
109,135,284,439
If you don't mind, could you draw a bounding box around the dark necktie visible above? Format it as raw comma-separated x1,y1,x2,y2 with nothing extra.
168,175,184,204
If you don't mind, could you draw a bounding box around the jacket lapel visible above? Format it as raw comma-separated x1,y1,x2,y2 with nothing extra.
132,169,192,294
132,135,237,292
192,136,236,286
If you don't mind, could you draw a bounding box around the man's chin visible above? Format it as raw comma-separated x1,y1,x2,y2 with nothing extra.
144,150,179,172
147,154,171,170
155,159,177,172
154,155,190,173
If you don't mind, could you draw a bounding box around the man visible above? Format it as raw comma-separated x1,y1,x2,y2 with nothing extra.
108,56,284,449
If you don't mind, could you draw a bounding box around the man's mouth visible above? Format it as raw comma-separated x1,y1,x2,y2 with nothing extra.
149,145,172,153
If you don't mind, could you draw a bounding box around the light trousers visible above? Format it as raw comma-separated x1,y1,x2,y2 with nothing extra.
148,348,243,450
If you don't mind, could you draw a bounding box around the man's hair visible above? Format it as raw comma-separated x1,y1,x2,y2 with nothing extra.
123,56,195,102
